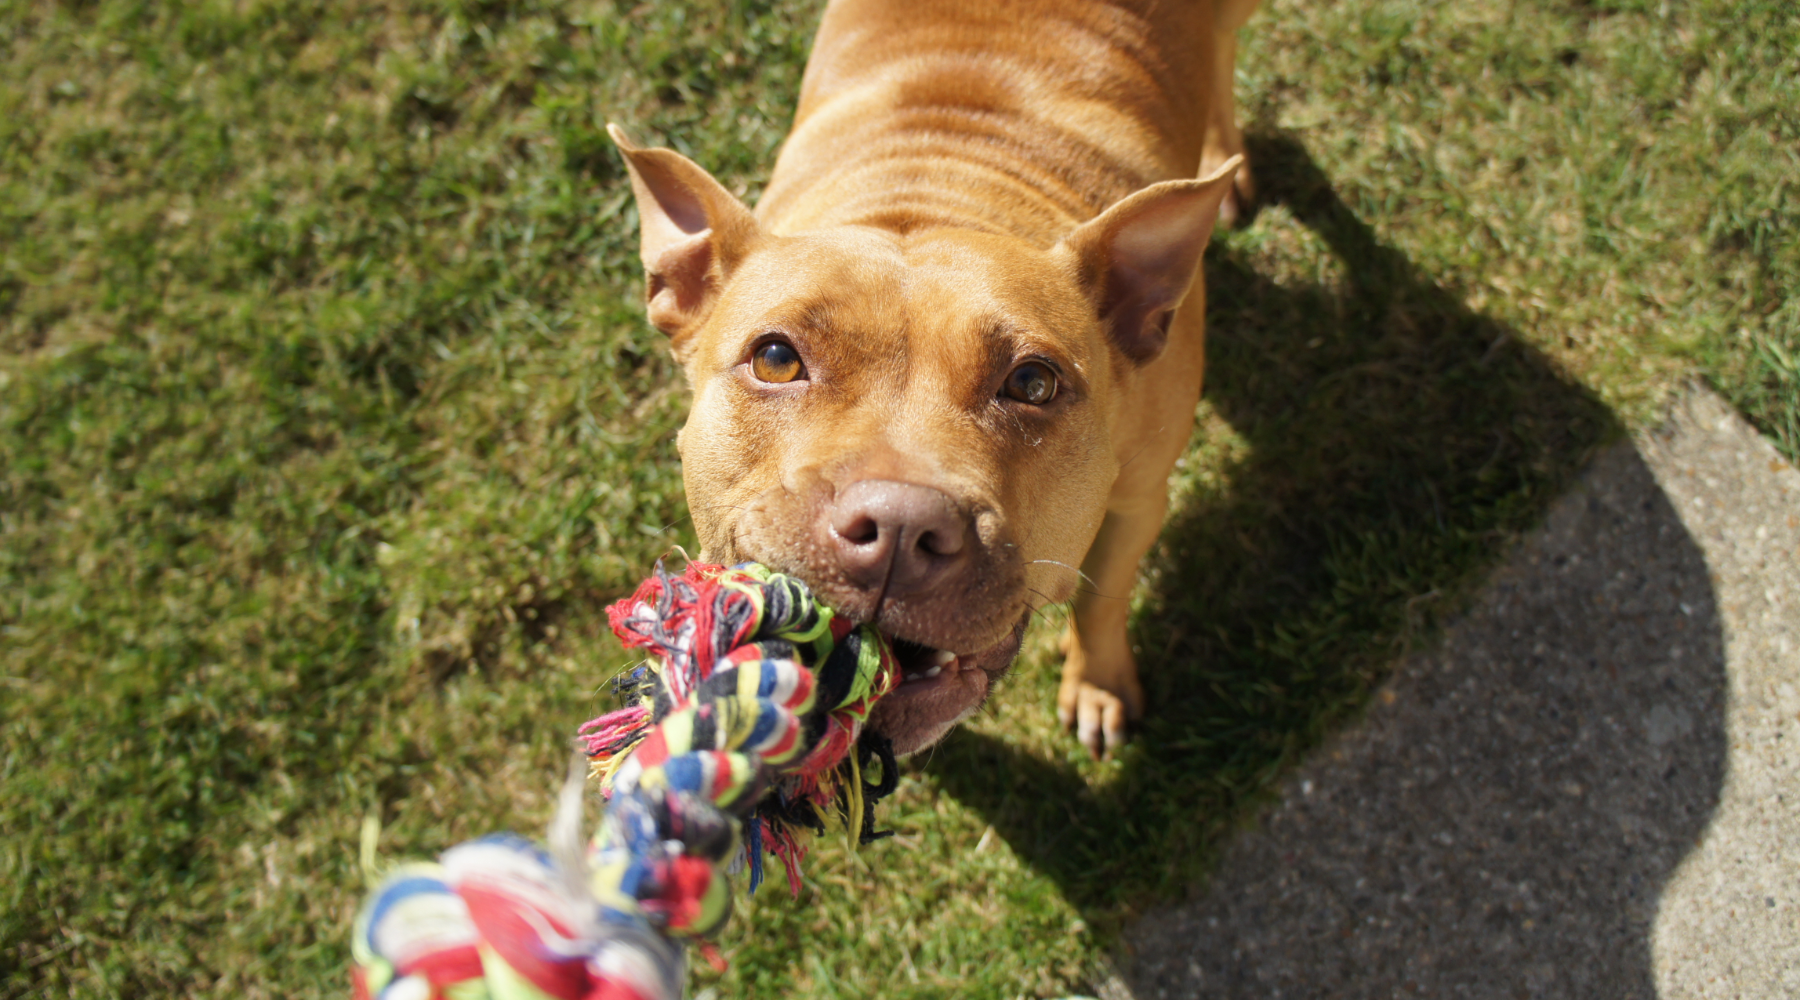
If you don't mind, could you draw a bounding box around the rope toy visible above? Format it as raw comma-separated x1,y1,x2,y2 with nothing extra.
582,560,906,893
351,561,904,1000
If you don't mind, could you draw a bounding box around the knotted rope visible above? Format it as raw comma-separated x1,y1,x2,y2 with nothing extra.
351,561,904,1000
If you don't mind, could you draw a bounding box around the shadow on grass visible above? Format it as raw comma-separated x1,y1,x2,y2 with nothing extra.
926,133,1620,920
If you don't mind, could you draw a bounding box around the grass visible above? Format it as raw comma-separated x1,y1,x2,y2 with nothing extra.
1,0,1794,997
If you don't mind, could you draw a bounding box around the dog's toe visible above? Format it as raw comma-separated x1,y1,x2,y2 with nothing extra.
1059,679,1136,760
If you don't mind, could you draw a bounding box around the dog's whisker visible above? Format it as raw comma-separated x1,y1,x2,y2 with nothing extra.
1024,558,1098,588
1021,593,1064,626
653,512,695,535
651,502,753,546
920,739,943,771
1115,428,1171,472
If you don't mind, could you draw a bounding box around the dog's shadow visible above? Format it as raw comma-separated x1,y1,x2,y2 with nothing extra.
926,135,1728,997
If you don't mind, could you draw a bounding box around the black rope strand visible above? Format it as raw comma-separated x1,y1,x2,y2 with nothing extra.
855,731,900,845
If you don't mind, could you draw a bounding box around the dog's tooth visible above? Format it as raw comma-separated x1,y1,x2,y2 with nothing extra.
930,649,956,667
923,665,941,679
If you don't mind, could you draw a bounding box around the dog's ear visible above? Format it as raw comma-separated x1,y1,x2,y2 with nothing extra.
608,124,761,345
1059,156,1242,365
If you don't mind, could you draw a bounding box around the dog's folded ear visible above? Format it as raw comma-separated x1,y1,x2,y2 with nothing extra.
1058,155,1242,365
608,124,762,348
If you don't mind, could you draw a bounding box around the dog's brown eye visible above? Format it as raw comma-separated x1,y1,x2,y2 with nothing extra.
750,340,805,383
1002,361,1057,405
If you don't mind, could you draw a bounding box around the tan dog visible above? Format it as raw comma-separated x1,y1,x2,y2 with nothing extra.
611,0,1258,759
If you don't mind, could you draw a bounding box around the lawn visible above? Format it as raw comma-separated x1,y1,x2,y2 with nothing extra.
1,0,1794,997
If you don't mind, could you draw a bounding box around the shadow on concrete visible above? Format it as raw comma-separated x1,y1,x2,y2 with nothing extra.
921,134,1728,995
1126,442,1729,998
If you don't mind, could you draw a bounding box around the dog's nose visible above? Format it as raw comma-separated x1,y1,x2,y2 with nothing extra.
826,480,971,596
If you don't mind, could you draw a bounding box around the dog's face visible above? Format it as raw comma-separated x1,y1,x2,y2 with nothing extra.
679,226,1117,752
610,127,1231,754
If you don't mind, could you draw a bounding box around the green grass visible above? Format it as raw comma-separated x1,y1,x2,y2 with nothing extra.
1,0,1794,997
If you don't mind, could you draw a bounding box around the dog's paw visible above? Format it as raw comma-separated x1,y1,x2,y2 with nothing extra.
1057,634,1145,760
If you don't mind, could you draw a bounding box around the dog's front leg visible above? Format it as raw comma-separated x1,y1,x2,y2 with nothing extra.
1061,510,1156,758
1051,159,1240,759
1059,310,1208,759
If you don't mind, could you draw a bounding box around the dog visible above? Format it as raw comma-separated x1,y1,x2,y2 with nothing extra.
609,0,1258,759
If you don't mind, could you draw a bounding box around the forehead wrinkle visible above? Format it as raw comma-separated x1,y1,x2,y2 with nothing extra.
899,234,1008,312
716,229,914,371
897,255,1092,396
893,275,994,395
740,233,904,310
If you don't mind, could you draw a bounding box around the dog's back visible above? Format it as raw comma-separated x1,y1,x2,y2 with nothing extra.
758,0,1229,242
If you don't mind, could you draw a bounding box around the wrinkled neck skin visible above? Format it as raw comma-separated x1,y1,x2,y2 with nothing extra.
674,0,1220,655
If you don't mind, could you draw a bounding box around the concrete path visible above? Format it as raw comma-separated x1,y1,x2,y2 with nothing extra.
1120,388,1800,999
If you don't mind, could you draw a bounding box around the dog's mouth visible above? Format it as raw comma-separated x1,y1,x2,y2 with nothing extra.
892,637,958,684
865,616,1028,756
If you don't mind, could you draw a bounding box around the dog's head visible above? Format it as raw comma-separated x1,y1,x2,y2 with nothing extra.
610,126,1235,753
